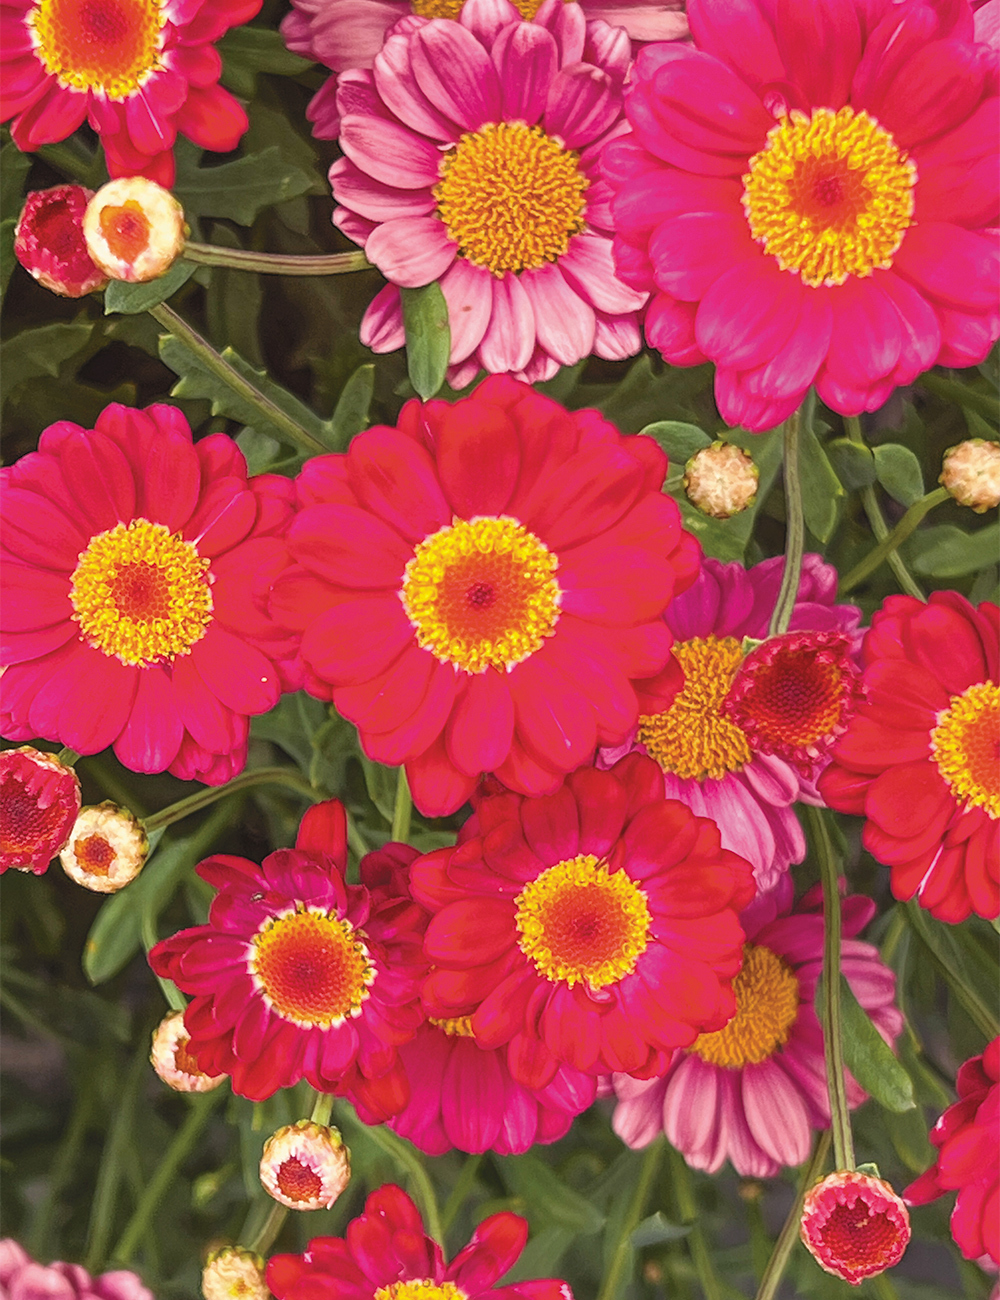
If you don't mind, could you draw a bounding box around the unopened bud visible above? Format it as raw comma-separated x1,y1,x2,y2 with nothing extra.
151,1012,226,1093
939,438,1000,513
259,1119,350,1211
83,177,186,283
202,1246,268,1300
60,802,148,892
1,747,82,875
684,441,759,519
14,186,108,297
800,1169,910,1285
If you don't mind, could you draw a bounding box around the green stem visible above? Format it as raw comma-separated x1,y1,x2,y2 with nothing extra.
310,1090,335,1126
753,1131,832,1300
596,1138,665,1300
843,418,926,599
143,766,320,834
56,747,80,767
85,1045,147,1271
768,405,805,637
904,901,1000,1040
391,766,413,844
343,1114,443,1245
440,1154,482,1237
808,805,855,1172
248,1200,288,1256
919,371,1000,422
148,303,328,457
840,486,948,595
668,1144,722,1300
184,242,370,276
140,910,187,1012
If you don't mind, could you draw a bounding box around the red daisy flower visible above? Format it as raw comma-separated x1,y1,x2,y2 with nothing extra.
905,1036,999,1268
409,754,756,1086
267,1183,573,1300
0,404,299,785
2,0,260,186
148,802,429,1102
602,0,1000,430
0,746,81,874
819,592,999,923
269,374,701,817
800,1169,911,1286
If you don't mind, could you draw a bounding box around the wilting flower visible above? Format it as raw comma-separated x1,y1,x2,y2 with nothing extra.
0,746,81,874
801,1169,910,1285
940,439,1000,513
60,802,148,892
820,592,999,923
267,1183,574,1299
83,177,186,283
600,555,862,893
150,1010,226,1093
270,375,700,816
14,185,107,297
0,1240,153,1300
0,403,300,784
905,1036,999,1267
611,880,903,1176
260,1121,351,1211
2,0,261,186
602,0,1000,430
683,441,758,519
201,1248,268,1300
328,0,648,384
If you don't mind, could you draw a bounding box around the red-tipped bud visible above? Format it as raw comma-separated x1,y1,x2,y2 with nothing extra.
800,1169,911,1285
14,186,108,297
0,747,82,875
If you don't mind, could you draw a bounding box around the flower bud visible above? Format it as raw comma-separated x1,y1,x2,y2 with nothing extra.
939,438,1000,513
683,441,759,519
800,1169,910,1285
83,177,186,283
259,1120,350,1211
150,1011,226,1093
0,747,82,875
14,186,108,298
202,1246,268,1300
59,802,148,892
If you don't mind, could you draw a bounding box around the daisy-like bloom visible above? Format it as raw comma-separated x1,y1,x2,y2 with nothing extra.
611,881,903,1176
600,554,862,893
410,755,755,1085
148,801,429,1103
819,592,999,923
940,439,1000,513
202,1248,269,1300
14,185,107,297
602,0,1000,430
327,0,649,385
801,1169,910,1286
0,746,81,874
270,375,700,816
150,1010,226,1092
0,403,301,785
267,1183,573,1300
60,801,148,892
683,441,758,519
0,1241,154,1300
260,1120,351,1211
905,1037,999,1267
83,176,185,283
2,0,260,188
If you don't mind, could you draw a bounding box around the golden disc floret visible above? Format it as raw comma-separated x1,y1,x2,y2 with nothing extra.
930,681,1000,819
250,907,377,1028
29,0,165,98
690,944,800,1068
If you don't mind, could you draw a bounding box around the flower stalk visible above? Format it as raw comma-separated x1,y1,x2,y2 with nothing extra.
754,1130,832,1300
142,766,321,835
841,417,926,598
768,401,806,637
183,242,370,276
839,485,949,595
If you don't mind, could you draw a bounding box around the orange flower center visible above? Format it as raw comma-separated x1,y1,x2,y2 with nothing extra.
429,1015,475,1038
172,1035,205,1077
930,681,1000,819
99,200,151,262
375,1284,466,1300
401,516,561,673
72,832,115,876
690,944,800,1068
249,907,377,1028
276,1157,323,1203
29,0,164,98
742,107,915,286
515,854,651,990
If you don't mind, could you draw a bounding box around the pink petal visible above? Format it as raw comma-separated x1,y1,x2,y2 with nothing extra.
493,20,556,123
478,273,535,372
558,232,646,314
544,64,618,150
373,32,458,140
364,215,456,287
411,18,502,131
340,113,442,189
519,262,595,365
439,257,493,363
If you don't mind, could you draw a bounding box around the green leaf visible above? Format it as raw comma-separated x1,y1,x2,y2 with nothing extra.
0,320,93,399
250,691,330,775
904,522,999,578
218,27,314,98
401,282,450,399
835,974,916,1112
640,420,711,469
798,421,844,542
329,363,375,448
498,1227,574,1283
631,1211,689,1247
873,442,924,506
174,144,314,226
359,754,399,825
498,1153,605,1234
103,259,197,315
826,437,877,491
0,217,16,306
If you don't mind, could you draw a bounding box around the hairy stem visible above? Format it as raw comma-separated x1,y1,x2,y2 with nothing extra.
248,1201,288,1257
184,242,370,276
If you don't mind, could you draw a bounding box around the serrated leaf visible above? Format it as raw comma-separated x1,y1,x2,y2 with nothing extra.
904,522,999,578
329,363,374,448
103,259,197,315
798,422,844,542
218,27,313,98
836,974,916,1112
640,420,711,469
826,437,877,491
174,145,314,226
873,442,924,506
0,320,93,399
402,282,450,399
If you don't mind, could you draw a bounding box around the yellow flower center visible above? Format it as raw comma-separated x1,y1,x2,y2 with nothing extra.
70,519,212,668
29,0,164,98
638,637,753,780
690,944,800,1068
249,907,377,1028
400,515,561,674
515,854,651,990
435,121,589,275
429,1015,476,1037
411,0,556,13
742,106,916,287
930,681,1000,819
375,1285,466,1300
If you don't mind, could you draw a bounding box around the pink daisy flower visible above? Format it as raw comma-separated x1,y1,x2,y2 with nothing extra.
327,0,648,385
0,404,299,785
602,0,1000,430
610,881,904,1177
599,555,862,894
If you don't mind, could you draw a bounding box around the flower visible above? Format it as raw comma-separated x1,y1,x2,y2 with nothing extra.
260,1120,351,1211
819,591,999,923
60,801,148,892
83,177,185,283
683,441,758,519
267,1183,573,1300
0,403,300,785
0,746,81,874
2,0,260,187
940,438,1000,512
602,0,1000,430
610,880,903,1176
327,0,648,385
202,1248,269,1300
800,1169,910,1285
14,185,107,297
0,1240,154,1300
269,375,700,816
150,1010,226,1092
599,555,862,893
148,801,428,1102
905,1036,999,1267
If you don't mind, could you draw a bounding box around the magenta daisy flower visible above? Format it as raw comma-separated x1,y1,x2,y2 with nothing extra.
611,881,904,1177
328,0,647,385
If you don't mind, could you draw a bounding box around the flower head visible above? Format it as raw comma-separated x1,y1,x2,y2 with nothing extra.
83,177,185,283
603,0,999,429
801,1169,910,1285
14,185,107,297
202,1247,269,1300
820,591,999,922
684,441,758,519
267,1183,573,1300
260,1120,351,1211
0,746,81,874
150,1010,226,1092
940,439,1000,512
60,801,148,892
0,403,300,784
0,1240,154,1300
